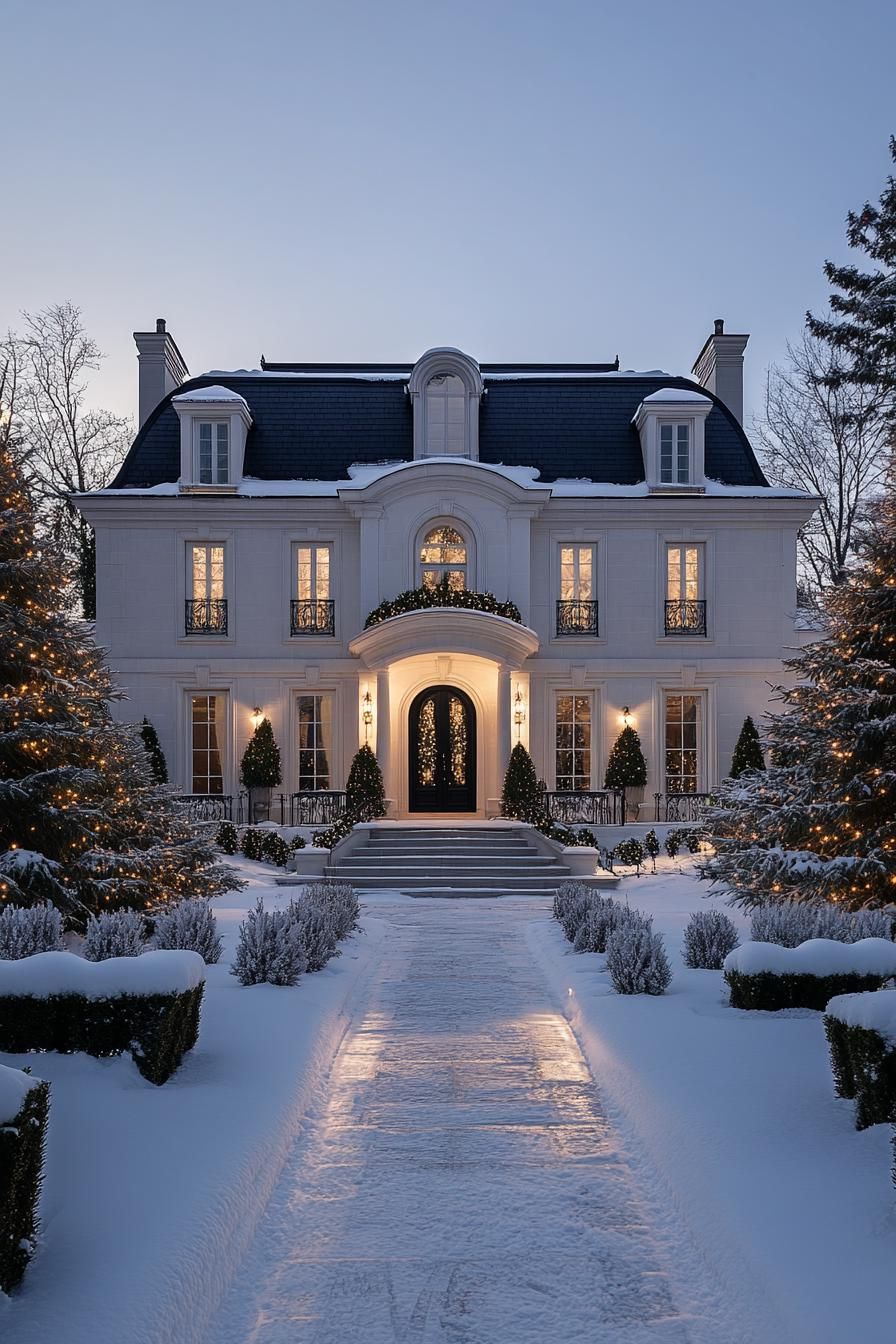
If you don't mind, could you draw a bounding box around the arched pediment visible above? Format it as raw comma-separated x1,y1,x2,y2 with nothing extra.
408,347,484,399
349,607,539,670
408,348,484,460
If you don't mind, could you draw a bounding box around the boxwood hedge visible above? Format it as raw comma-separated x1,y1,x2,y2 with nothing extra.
0,1076,49,1293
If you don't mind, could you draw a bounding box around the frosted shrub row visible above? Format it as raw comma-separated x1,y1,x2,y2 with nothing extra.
0,900,223,965
749,900,894,948
553,882,671,995
232,881,361,987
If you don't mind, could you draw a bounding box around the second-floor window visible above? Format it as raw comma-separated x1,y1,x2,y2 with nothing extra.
419,526,467,590
665,543,706,635
292,544,334,635
557,544,598,636
186,543,227,634
659,423,690,484
194,421,229,484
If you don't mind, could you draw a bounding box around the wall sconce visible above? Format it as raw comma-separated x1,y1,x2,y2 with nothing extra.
621,705,632,727
362,689,373,741
251,705,264,728
514,688,526,740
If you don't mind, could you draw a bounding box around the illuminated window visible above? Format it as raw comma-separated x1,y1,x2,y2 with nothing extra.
555,694,592,791
297,694,332,791
190,543,225,601
296,545,331,600
419,525,467,591
190,693,225,794
664,693,703,793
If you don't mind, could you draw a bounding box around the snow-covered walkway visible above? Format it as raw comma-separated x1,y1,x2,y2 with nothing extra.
206,898,708,1343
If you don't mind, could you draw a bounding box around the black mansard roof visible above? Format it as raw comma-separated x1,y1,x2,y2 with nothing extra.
110,362,768,489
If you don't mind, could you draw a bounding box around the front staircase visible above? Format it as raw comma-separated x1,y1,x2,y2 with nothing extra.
316,824,618,898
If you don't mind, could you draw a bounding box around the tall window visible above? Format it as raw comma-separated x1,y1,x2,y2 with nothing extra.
194,421,229,484
665,543,705,635
187,544,227,633
425,374,466,455
555,694,592,791
190,694,225,794
419,526,467,590
297,694,332,791
557,544,598,635
665,693,702,793
296,545,331,600
659,423,690,484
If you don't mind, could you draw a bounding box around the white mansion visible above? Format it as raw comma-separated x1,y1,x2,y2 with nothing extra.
76,321,817,822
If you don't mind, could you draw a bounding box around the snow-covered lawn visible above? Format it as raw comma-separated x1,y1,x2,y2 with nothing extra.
0,861,385,1344
528,858,895,1343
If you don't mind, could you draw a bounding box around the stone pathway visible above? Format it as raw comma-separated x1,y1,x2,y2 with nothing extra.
207,899,701,1343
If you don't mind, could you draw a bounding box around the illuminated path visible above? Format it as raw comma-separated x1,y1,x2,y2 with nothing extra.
208,899,704,1343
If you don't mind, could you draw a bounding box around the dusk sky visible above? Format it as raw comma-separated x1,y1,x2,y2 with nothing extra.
5,0,895,429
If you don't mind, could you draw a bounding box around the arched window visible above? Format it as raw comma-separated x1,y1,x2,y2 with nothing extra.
424,374,467,456
419,525,467,591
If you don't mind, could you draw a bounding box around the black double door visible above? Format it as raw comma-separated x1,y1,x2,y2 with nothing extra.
408,685,476,812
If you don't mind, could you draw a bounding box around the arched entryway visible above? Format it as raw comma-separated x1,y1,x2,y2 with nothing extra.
408,685,476,812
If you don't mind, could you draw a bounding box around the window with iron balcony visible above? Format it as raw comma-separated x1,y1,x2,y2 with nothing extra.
556,544,598,636
291,544,335,636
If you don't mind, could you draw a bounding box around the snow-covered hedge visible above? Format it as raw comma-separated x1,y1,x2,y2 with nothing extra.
0,951,206,1084
0,1065,49,1293
723,939,896,1011
824,991,896,1130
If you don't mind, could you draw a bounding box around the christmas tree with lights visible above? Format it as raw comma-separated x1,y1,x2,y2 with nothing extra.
705,484,896,910
604,726,647,790
346,744,386,820
140,717,168,783
501,743,541,820
729,716,765,778
0,439,236,918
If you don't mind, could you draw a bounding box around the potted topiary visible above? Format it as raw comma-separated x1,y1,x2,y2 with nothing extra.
604,725,647,821
345,744,387,820
501,743,542,821
240,717,282,822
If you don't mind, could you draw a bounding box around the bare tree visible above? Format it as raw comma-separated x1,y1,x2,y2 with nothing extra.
12,303,131,618
753,332,890,596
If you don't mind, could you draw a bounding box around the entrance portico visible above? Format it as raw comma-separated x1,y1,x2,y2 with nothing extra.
349,608,539,819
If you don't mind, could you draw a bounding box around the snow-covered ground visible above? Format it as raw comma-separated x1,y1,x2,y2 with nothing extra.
0,861,386,1344
528,859,896,1343
2,859,893,1342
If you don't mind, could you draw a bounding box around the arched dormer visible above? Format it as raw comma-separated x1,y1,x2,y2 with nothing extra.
409,348,484,460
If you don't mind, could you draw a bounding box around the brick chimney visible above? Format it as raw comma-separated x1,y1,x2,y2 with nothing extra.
691,318,749,425
133,318,190,427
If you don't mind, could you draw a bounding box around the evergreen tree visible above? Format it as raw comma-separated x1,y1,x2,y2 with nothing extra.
729,716,765,778
604,726,647,789
0,440,237,918
808,137,896,428
501,743,541,820
140,717,168,784
240,718,282,791
345,744,386,819
704,487,896,910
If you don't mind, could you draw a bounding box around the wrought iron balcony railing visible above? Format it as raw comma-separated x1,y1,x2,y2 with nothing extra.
177,793,232,823
290,790,348,825
290,599,336,636
654,791,717,822
556,599,599,637
541,789,623,826
185,598,228,635
664,599,707,636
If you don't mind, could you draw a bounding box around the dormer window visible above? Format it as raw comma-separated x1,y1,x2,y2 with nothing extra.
196,421,230,484
409,348,483,460
659,423,690,484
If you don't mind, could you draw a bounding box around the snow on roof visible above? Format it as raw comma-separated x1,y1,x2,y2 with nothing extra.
201,369,409,382
172,384,250,403
641,387,713,404
0,1061,43,1124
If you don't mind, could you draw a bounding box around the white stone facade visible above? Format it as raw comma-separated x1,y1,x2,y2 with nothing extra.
76,334,819,820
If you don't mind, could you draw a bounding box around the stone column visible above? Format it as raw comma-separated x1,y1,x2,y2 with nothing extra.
496,664,513,798
376,668,392,813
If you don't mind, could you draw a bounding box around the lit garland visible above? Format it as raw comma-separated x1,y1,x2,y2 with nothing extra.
365,579,522,629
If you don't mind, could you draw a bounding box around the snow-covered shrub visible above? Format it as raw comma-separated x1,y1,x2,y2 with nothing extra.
0,903,63,960
0,1068,50,1292
288,896,340,972
261,832,290,868
723,938,896,1011
552,882,592,941
683,909,740,969
216,820,238,854
152,899,222,964
572,895,619,953
288,834,307,852
606,912,672,995
749,901,895,948
304,880,360,941
685,829,707,855
231,897,306,987
240,828,267,861
824,992,896,1129
664,828,689,860
0,951,205,1084
83,909,147,962
614,838,645,870
848,909,895,941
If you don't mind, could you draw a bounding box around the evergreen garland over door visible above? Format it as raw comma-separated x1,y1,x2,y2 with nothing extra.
408,686,476,812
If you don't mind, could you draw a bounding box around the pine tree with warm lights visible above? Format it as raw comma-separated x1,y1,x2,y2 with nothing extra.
240,718,282,792
0,440,237,919
604,726,647,790
729,716,765,778
140,717,168,783
705,485,896,910
346,744,386,820
501,743,541,820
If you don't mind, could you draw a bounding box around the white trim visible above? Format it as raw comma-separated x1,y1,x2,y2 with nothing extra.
408,349,484,461
174,392,252,488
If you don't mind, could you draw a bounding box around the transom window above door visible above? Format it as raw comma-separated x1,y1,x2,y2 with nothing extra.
419,526,467,591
